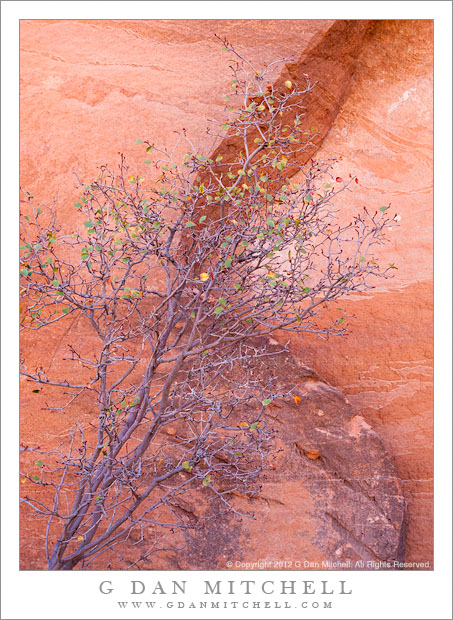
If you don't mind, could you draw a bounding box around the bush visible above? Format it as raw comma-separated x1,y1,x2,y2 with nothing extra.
20,40,397,570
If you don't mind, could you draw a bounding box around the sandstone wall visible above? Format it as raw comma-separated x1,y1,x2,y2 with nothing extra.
20,19,432,569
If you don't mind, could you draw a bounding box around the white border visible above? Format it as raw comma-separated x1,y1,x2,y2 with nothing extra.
2,2,451,619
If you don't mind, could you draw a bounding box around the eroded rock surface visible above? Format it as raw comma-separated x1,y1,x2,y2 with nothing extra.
174,341,406,570
20,19,431,569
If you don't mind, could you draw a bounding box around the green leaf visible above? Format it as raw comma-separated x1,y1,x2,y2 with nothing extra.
339,317,345,324
182,461,193,472
380,206,389,213
31,475,40,482
218,297,227,306
214,306,223,315
144,159,151,164
74,202,82,208
224,258,232,269
199,215,207,223
35,460,43,467
51,279,59,287
33,243,42,250
146,145,154,153
62,307,70,314
135,139,143,144
185,221,196,228
202,476,211,487
262,399,272,406
250,422,258,430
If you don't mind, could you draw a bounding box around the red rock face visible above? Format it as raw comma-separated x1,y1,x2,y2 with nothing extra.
286,20,433,566
20,19,432,569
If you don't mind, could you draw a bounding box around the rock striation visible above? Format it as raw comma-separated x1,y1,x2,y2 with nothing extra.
20,19,432,569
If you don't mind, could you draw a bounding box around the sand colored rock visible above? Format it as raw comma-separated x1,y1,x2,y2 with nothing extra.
20,19,432,569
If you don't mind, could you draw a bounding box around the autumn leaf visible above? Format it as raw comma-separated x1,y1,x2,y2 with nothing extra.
285,80,292,89
199,272,209,282
335,177,343,183
304,449,321,460
77,535,84,542
294,395,301,404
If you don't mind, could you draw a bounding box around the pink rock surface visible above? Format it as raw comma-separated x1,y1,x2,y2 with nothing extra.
287,20,433,565
20,19,432,569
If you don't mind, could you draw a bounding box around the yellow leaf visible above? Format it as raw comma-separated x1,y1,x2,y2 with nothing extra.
294,395,301,404
285,80,292,89
77,535,84,542
199,272,209,282
20,477,26,484
239,422,249,428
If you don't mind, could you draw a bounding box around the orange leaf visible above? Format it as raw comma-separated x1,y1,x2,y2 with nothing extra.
304,449,321,460
77,535,84,542
239,422,249,428
294,395,301,404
